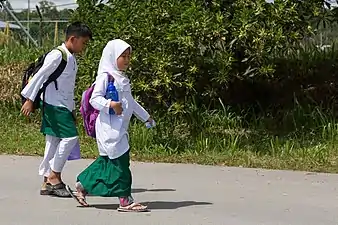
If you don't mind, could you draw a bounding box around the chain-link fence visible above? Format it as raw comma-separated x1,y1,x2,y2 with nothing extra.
0,0,77,47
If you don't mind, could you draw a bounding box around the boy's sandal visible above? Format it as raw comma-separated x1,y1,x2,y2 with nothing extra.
117,202,148,212
46,182,71,198
40,189,52,196
40,182,53,196
66,185,89,207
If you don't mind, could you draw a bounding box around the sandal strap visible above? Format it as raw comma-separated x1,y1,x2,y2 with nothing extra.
121,202,147,210
76,194,86,201
47,182,65,190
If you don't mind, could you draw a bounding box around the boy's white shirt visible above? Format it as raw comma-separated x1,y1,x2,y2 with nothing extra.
90,39,150,159
21,43,78,112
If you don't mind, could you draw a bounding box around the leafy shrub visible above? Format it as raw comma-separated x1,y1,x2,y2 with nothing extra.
72,0,326,117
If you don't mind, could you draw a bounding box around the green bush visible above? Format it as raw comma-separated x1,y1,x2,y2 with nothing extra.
72,0,326,117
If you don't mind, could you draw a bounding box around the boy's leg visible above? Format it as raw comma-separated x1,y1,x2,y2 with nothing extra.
38,135,60,195
46,136,78,197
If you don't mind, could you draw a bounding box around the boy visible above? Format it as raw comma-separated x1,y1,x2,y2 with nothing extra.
21,22,92,197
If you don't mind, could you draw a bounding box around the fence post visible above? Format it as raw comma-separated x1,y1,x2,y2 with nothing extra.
5,21,9,44
36,5,43,46
0,0,38,47
54,21,58,46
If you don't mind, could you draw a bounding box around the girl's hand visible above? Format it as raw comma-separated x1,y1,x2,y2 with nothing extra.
110,101,123,115
146,117,156,127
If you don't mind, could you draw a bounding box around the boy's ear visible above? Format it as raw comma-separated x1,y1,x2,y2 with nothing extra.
67,35,76,42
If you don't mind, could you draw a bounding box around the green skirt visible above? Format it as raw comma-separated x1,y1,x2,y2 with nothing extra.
40,102,78,138
77,151,132,197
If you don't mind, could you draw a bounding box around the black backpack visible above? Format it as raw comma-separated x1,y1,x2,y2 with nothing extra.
21,46,67,113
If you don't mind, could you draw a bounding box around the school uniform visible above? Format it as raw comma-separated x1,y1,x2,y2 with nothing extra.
21,43,79,189
75,39,150,199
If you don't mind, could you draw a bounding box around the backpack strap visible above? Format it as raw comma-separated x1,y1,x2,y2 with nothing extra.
39,47,68,116
57,46,68,61
107,73,114,82
49,46,67,90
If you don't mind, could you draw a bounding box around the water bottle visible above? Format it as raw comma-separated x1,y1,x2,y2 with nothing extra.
106,80,119,115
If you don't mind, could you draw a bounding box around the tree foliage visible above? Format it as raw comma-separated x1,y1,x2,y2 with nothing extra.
72,0,335,115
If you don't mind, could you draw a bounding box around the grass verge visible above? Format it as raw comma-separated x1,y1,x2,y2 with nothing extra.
1,104,338,173
1,45,338,173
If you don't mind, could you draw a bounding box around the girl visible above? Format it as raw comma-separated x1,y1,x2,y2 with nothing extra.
67,39,154,212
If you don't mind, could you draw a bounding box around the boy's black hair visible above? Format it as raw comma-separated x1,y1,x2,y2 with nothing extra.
65,22,93,40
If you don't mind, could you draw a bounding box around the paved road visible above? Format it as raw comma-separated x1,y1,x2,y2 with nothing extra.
1,155,338,225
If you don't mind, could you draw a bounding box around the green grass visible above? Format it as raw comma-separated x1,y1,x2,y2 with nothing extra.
0,42,56,65
1,102,338,173
1,44,338,173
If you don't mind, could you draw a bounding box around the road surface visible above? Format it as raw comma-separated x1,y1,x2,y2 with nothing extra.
1,155,338,225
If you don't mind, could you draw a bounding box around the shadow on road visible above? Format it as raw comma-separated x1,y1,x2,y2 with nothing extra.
83,188,176,197
132,188,176,193
90,201,212,210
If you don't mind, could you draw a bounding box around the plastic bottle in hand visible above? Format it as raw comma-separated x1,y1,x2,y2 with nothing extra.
106,80,119,115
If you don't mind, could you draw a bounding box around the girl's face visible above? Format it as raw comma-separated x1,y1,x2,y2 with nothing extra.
117,48,131,71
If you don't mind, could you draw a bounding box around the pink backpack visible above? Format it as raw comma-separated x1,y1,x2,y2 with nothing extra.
80,75,114,138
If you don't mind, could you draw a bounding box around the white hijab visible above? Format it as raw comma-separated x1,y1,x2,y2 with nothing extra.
96,39,132,92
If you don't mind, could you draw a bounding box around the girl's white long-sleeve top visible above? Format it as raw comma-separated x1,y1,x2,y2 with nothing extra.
89,74,150,159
